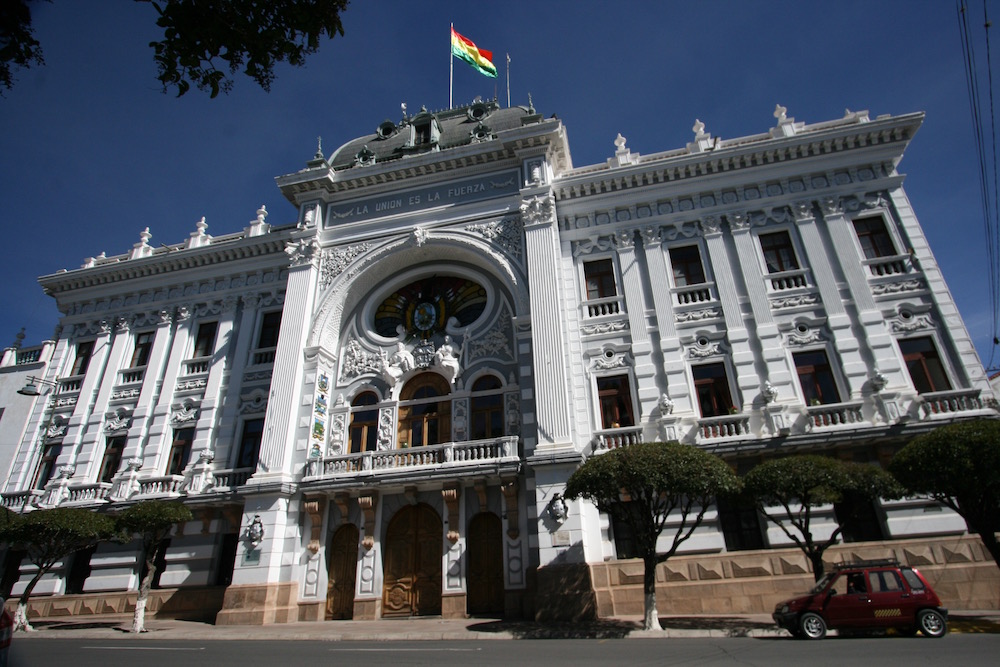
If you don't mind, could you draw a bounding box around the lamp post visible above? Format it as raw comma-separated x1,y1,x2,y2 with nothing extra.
16,375,58,397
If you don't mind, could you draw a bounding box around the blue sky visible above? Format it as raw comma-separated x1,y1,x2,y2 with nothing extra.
1,0,996,372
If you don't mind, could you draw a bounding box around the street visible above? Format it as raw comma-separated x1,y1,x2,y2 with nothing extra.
10,635,1000,667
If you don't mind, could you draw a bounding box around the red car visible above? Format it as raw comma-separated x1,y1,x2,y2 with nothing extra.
773,559,948,639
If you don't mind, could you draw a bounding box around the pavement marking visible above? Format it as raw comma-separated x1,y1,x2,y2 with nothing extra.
83,646,206,651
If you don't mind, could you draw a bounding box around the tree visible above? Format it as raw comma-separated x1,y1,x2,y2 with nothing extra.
564,441,740,631
0,507,117,631
0,1,349,97
889,419,1000,570
743,455,902,581
116,500,193,633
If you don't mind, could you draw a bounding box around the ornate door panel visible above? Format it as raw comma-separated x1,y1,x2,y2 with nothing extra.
382,504,442,617
467,512,504,615
326,524,359,620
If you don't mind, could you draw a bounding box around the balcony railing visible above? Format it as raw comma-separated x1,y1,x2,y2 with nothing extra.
117,366,146,385
252,347,277,365
593,426,643,453
0,490,43,510
182,357,211,375
807,401,865,428
863,254,914,277
920,389,985,418
698,414,752,440
57,375,84,394
672,283,715,306
305,436,519,482
135,475,186,497
766,269,809,292
584,296,623,318
64,482,112,504
210,467,255,490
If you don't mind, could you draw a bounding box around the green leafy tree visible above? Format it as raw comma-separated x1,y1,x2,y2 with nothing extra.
0,507,118,631
889,419,1000,570
743,455,902,581
564,441,740,631
0,0,349,97
116,500,193,633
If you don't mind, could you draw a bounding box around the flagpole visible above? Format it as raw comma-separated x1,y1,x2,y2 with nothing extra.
506,53,511,108
449,23,454,109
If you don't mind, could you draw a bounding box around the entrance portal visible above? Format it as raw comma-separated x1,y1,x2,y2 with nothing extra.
326,523,359,619
467,512,504,615
382,504,442,616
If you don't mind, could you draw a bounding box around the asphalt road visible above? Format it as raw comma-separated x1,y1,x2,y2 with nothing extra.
10,634,1000,667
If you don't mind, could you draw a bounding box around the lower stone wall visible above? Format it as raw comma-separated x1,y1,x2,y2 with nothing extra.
215,582,298,625
12,587,225,622
590,535,1000,617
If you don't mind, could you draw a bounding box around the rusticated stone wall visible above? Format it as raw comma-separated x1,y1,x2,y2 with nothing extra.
590,535,1000,617
11,586,225,622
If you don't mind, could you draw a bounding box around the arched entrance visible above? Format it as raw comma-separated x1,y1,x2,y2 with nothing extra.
466,512,504,615
382,504,442,617
326,523,359,620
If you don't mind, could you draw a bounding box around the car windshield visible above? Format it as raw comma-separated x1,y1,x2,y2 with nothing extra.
809,572,837,595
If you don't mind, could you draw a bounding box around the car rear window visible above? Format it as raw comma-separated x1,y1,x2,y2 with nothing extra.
901,568,925,590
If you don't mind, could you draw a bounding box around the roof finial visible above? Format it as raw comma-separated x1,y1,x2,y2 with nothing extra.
314,136,323,160
527,93,535,114
401,102,407,121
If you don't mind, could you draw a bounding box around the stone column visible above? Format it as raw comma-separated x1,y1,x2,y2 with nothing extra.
211,293,262,463
126,309,177,466
192,296,239,457
614,229,659,421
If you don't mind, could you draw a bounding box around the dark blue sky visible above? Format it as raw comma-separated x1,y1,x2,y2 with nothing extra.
1,0,996,371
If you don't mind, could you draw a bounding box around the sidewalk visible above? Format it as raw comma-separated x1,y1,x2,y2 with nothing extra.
11,610,1000,641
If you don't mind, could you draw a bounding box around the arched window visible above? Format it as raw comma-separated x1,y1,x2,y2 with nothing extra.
470,375,503,440
398,373,451,448
349,392,380,453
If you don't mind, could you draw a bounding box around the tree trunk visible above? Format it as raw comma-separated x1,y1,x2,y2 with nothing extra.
642,555,660,631
809,550,826,582
13,568,47,632
131,553,157,633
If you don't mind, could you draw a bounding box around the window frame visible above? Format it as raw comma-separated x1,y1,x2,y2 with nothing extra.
667,244,708,287
397,373,451,448
128,331,155,369
757,229,801,274
235,417,265,469
898,336,952,394
583,257,618,301
792,348,843,406
192,321,219,359
70,340,95,376
256,311,282,350
349,391,380,454
470,375,505,440
98,436,126,484
33,443,62,490
595,374,637,430
167,428,194,476
691,362,737,418
852,215,897,260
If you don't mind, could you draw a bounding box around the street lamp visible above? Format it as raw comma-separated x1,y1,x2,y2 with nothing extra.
17,376,57,396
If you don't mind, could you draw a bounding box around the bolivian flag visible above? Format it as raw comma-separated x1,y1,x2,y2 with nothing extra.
451,27,498,78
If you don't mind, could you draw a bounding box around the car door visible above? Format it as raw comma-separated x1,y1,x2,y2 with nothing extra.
823,572,872,628
867,568,916,627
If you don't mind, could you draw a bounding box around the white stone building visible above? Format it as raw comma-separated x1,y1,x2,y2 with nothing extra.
1,100,996,623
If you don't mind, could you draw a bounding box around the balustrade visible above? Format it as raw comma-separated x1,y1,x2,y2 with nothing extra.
807,401,865,428
584,296,623,318
593,426,643,452
699,414,752,440
920,389,984,418
766,269,809,292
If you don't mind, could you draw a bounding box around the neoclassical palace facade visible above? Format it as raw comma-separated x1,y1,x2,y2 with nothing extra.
1,100,996,623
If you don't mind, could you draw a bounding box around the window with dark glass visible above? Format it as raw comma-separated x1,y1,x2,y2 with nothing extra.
470,376,504,440
99,436,126,483
129,332,154,368
398,373,451,447
584,259,617,300
834,493,887,543
693,363,734,418
669,245,707,286
793,350,841,405
257,311,282,349
899,337,952,393
853,217,896,259
193,321,218,358
33,443,62,489
71,340,94,376
236,418,265,469
349,392,379,453
66,545,96,594
717,496,766,551
597,375,635,429
167,428,194,475
758,230,800,273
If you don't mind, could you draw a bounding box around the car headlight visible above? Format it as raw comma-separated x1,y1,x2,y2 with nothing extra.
779,605,789,614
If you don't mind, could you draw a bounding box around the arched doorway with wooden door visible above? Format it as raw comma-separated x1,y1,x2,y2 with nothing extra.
466,512,504,616
382,503,442,617
326,523,360,620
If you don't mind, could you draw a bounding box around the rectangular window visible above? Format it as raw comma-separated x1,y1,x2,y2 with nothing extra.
99,436,126,483
596,375,635,429
758,230,800,273
129,332,154,368
257,311,282,349
193,321,218,358
236,418,265,469
167,428,194,475
668,245,707,286
853,216,896,259
899,337,952,393
692,363,734,418
793,350,841,405
584,259,617,300
70,341,94,376
33,443,62,489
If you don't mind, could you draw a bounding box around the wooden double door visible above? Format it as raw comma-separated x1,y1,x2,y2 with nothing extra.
326,524,359,620
382,504,442,617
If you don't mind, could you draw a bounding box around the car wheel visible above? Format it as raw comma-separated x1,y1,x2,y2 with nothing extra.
799,612,827,640
917,609,947,638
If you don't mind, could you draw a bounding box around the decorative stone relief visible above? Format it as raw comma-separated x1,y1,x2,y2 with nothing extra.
239,388,268,415
170,400,199,426
452,397,468,442
376,407,395,450
685,335,727,359
872,279,926,296
328,412,346,455
505,392,521,436
784,322,826,347
501,480,519,539
572,235,615,257
520,194,555,227
442,486,460,544
303,496,325,554
770,294,820,310
889,310,934,333
358,494,377,550
581,320,629,336
587,346,633,371
285,237,319,268
340,339,382,382
466,215,524,263
104,408,133,435
699,217,722,236
466,310,514,363
676,308,722,323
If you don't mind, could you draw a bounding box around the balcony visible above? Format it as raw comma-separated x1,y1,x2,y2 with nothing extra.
303,436,520,489
209,467,255,491
583,295,623,318
182,356,211,376
117,366,146,386
765,269,809,293
134,475,186,498
63,482,112,505
672,283,715,306
698,414,752,441
807,401,865,429
251,347,277,366
919,389,987,419
0,490,43,510
593,426,643,453
863,253,914,278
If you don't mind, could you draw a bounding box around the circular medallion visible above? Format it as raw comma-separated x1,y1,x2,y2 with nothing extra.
413,302,437,331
